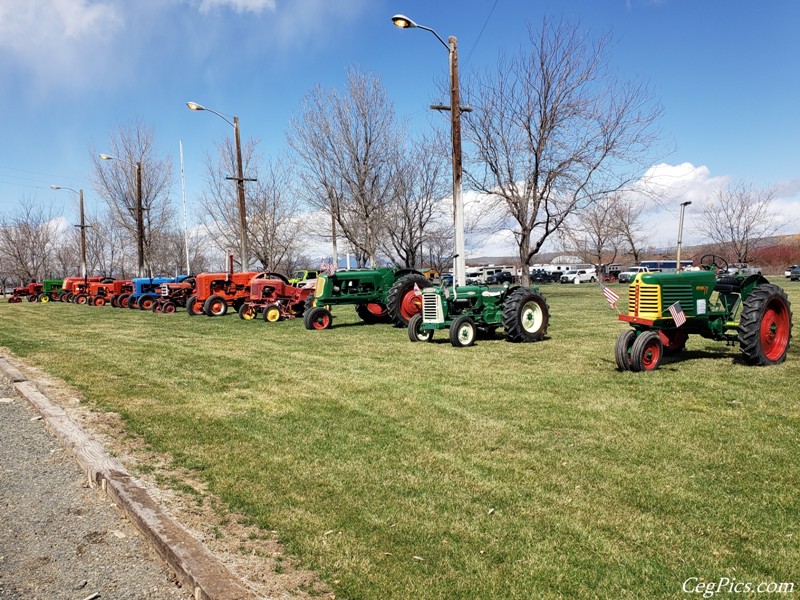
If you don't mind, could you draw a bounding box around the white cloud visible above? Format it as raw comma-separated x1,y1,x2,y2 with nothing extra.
196,0,276,14
0,0,123,93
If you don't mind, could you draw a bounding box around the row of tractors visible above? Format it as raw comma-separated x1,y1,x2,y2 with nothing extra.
7,253,794,366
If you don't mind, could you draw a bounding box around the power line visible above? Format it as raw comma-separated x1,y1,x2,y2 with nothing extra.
464,0,501,68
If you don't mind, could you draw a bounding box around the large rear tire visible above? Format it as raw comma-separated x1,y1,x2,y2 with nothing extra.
502,287,550,343
138,294,156,310
118,293,130,308
386,274,431,327
204,294,228,317
614,329,636,371
355,302,389,324
738,283,792,366
630,331,663,372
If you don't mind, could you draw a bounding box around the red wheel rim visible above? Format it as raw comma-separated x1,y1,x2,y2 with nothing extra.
211,300,225,314
141,299,153,310
312,313,331,330
399,290,423,320
365,303,387,317
761,300,790,361
164,304,176,314
95,298,105,306
641,339,661,370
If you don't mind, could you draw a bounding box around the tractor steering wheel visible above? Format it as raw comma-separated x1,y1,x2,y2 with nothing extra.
700,254,729,273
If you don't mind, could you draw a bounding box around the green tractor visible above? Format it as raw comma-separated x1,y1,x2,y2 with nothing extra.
407,281,550,347
304,267,431,330
39,279,64,302
615,254,792,371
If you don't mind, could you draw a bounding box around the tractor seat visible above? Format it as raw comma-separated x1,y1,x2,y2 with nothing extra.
713,276,741,294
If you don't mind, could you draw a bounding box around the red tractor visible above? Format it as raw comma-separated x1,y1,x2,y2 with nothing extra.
59,276,104,302
151,277,196,314
186,256,264,317
77,280,117,306
238,273,316,322
7,282,42,303
108,280,134,307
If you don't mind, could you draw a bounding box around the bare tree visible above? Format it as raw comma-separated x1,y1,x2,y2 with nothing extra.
564,194,623,275
613,195,650,264
696,182,781,263
462,18,662,285
91,121,174,276
289,67,401,267
382,134,449,268
0,201,61,281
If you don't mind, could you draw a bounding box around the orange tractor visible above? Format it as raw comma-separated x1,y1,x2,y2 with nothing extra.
186,256,264,317
59,276,104,302
238,273,316,322
108,280,134,307
73,279,117,306
151,277,196,314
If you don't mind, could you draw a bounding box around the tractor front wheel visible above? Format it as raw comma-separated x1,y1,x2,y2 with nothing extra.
450,316,476,347
39,293,50,303
161,302,177,314
502,287,550,343
386,273,431,327
128,296,140,309
408,313,434,343
239,304,257,320
614,329,636,371
630,331,663,372
305,307,332,330
738,283,793,366
93,296,106,307
138,294,156,310
75,294,88,305
204,294,228,317
263,304,282,322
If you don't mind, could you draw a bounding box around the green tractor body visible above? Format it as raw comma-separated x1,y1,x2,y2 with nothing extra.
616,255,792,371
304,267,431,330
408,283,550,347
39,279,63,302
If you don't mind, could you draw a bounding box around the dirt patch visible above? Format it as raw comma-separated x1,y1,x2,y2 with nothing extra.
2,351,333,600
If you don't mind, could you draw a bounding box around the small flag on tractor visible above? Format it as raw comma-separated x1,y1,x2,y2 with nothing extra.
320,257,328,273
600,283,620,309
326,259,336,275
413,283,422,296
442,283,450,299
668,301,687,327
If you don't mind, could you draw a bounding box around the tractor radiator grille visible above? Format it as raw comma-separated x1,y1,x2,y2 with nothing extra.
660,285,695,317
628,283,660,319
422,291,444,324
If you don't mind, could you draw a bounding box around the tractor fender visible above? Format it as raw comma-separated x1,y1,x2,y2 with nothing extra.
740,273,771,299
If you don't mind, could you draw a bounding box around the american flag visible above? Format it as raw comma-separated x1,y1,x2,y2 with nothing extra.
320,257,328,273
326,259,336,275
600,283,620,308
413,283,422,296
442,283,450,299
668,301,686,327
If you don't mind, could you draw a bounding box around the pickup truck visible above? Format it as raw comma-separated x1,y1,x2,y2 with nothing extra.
617,266,650,284
560,269,597,284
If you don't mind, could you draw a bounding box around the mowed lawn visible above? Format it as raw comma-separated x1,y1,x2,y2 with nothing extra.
1,281,798,599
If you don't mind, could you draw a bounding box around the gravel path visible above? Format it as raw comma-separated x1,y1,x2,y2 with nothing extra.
0,382,191,600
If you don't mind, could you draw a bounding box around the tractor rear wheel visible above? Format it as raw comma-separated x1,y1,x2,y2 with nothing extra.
239,304,257,320
75,294,88,305
58,292,67,302
93,296,106,307
386,274,431,327
27,294,38,302
502,288,550,343
355,302,389,324
614,329,636,371
118,293,130,308
138,294,156,310
204,294,228,317
263,304,282,322
305,307,332,330
738,283,792,366
65,292,74,302
630,331,663,372
408,313,434,343
128,296,140,309
186,295,201,316
450,316,476,347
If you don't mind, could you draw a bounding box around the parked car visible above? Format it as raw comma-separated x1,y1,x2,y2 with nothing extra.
791,266,800,281
486,271,514,285
785,265,800,277
530,268,558,284
560,269,596,284
724,263,762,276
617,266,650,284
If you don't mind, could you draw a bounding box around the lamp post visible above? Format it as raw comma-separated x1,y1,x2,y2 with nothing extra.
187,101,254,271
392,13,467,286
50,185,89,281
676,200,692,270
99,154,145,277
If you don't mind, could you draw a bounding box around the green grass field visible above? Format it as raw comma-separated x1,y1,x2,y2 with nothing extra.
1,282,798,599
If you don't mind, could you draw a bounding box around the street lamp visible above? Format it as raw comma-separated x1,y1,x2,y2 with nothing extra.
392,13,467,286
50,185,89,281
187,101,254,271
676,200,692,270
99,154,146,277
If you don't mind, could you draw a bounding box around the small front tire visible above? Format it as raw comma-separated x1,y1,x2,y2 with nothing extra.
408,313,433,343
449,316,476,347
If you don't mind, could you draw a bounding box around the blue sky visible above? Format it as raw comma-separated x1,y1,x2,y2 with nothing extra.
1,0,799,254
